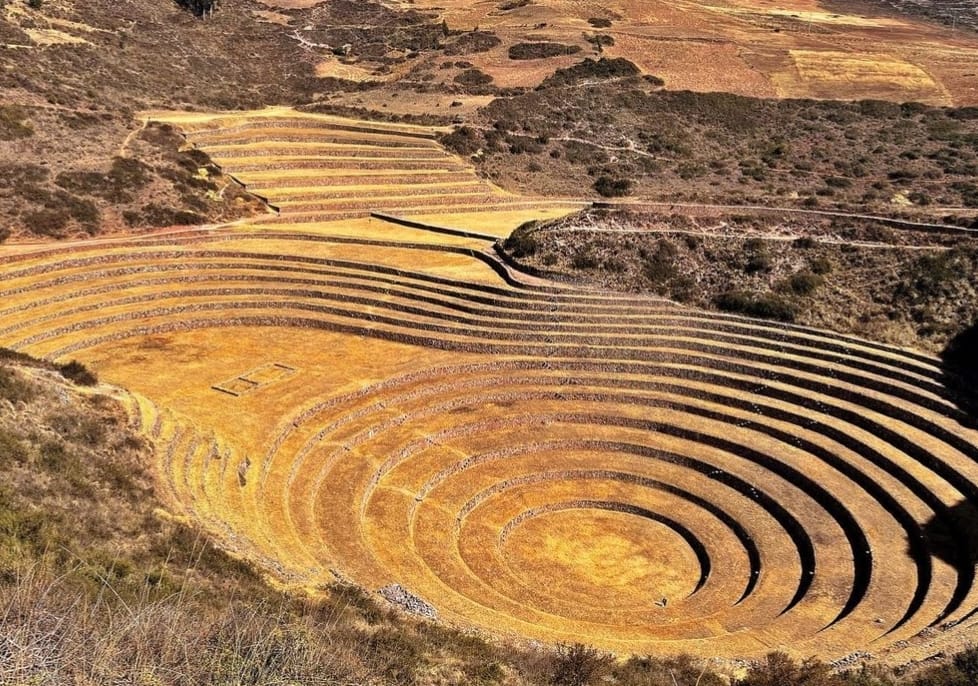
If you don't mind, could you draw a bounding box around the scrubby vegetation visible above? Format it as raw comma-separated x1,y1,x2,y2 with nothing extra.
594,175,633,197
454,67,496,94
508,42,583,60
0,0,446,239
538,58,641,90
444,78,978,213
6,0,978,681
0,117,261,239
176,0,216,17
444,30,502,55
504,220,541,257
0,105,33,141
500,208,978,352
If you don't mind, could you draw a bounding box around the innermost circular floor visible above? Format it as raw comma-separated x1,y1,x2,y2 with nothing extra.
500,506,704,610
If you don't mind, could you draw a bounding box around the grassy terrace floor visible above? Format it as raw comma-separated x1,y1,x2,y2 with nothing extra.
3,110,978,666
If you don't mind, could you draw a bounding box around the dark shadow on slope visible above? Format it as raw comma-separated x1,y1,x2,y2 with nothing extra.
912,500,978,626
919,500,978,625
928,324,978,619
941,321,978,428
922,500,978,571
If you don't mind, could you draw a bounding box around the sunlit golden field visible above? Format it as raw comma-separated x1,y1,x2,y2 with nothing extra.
3,110,978,664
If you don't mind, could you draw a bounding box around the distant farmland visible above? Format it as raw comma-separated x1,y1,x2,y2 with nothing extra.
843,0,978,31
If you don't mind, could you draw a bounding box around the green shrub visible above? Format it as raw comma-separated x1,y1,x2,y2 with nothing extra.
508,42,582,60
571,249,599,269
642,239,678,284
788,270,824,295
58,360,98,386
504,221,540,257
593,175,632,197
715,291,798,322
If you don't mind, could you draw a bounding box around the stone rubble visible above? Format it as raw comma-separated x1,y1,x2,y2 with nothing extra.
379,584,438,620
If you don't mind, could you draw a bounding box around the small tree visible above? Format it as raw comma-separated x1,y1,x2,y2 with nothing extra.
593,175,632,197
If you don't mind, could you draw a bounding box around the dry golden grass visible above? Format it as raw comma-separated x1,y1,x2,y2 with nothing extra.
146,108,579,226
773,50,950,103
22,27,90,46
358,0,978,105
3,112,978,666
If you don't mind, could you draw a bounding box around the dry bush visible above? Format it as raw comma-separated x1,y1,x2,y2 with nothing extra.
0,105,32,140
737,652,842,686
549,643,613,686
444,30,501,56
470,81,978,211
57,360,98,387
508,42,582,60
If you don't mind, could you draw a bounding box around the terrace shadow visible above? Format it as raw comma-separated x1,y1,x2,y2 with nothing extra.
940,321,978,428
920,499,978,575
919,324,978,596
